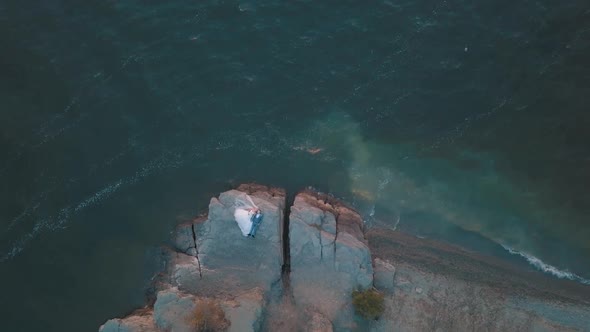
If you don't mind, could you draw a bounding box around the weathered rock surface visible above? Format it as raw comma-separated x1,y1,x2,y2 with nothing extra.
307,311,334,332
289,190,373,330
222,288,265,332
367,228,590,332
153,288,197,332
373,258,396,292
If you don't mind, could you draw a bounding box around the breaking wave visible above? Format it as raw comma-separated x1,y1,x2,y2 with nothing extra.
501,244,590,285
0,180,124,263
0,151,186,263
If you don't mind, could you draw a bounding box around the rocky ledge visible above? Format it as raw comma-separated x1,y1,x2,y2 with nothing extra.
100,184,590,332
287,190,373,329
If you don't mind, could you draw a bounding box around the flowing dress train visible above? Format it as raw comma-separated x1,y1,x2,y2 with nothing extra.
234,208,253,236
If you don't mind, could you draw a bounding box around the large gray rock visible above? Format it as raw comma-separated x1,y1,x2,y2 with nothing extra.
170,184,285,297
222,288,265,332
373,258,396,292
289,190,373,330
153,288,197,332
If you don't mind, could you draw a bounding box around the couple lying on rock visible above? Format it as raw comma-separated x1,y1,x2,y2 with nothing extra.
233,194,264,238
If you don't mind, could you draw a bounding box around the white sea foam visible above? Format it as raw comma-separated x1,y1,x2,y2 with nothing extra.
35,98,78,138
501,244,590,285
6,201,42,231
74,180,123,212
377,167,392,191
0,218,48,262
392,214,401,231
33,112,88,149
1,183,120,263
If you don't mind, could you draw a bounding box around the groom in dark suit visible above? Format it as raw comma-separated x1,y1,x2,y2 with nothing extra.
248,209,263,238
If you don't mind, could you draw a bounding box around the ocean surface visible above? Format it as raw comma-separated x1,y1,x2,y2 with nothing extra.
1,1,589,331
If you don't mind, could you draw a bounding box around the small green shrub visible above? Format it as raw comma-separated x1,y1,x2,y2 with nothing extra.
187,299,230,332
352,289,385,320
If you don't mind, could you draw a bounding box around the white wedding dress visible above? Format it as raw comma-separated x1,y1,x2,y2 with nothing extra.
233,193,257,236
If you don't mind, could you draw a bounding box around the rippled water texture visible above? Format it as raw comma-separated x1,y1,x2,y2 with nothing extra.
1,1,589,331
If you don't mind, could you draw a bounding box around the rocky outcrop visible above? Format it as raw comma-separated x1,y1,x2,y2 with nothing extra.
100,184,373,332
289,190,373,330
367,228,590,332
100,184,590,332
100,184,285,332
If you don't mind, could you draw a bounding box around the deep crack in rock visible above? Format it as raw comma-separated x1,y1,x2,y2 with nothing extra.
190,222,203,279
333,210,340,267
281,191,293,288
319,212,325,261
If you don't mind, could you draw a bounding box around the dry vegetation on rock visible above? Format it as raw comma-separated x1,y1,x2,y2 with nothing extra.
352,289,385,320
186,299,230,332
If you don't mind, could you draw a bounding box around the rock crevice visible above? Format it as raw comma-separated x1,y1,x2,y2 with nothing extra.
332,210,340,267
281,192,292,278
189,222,202,279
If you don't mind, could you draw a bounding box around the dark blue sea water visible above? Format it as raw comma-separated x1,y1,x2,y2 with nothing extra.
1,1,589,330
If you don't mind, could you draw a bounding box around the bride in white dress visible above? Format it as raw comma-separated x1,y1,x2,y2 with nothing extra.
233,193,257,236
